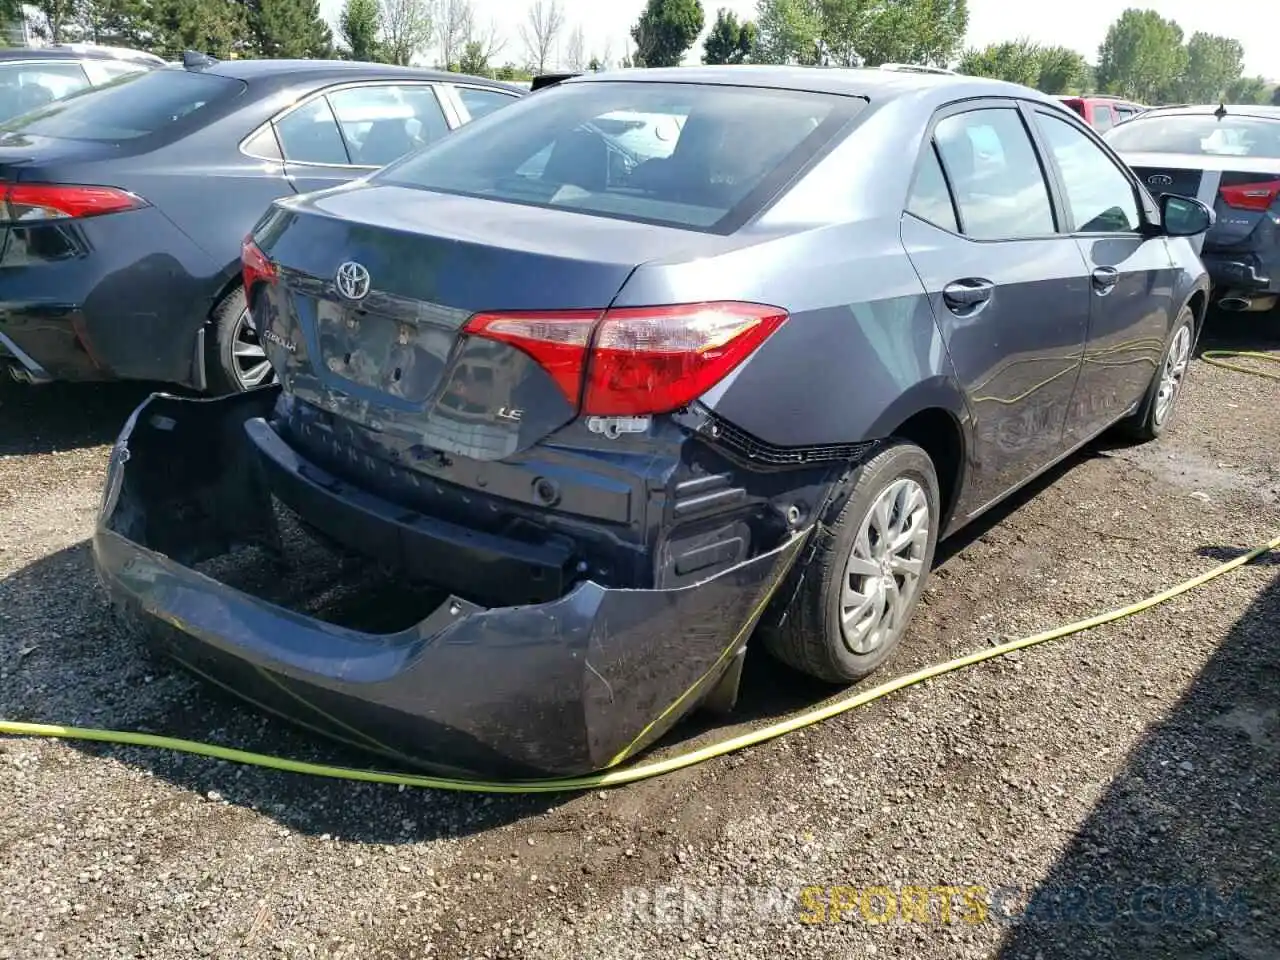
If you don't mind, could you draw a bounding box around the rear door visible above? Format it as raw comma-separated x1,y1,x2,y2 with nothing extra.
900,99,1092,517
273,81,454,194
1029,106,1176,442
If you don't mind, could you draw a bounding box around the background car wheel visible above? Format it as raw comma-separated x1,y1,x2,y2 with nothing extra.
207,286,276,394
764,440,941,684
1117,305,1195,444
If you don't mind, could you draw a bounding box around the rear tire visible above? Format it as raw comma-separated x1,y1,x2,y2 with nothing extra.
764,441,940,684
1117,304,1194,444
206,286,276,395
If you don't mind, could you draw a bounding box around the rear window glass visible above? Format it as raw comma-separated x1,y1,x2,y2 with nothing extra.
0,69,242,142
376,80,859,232
1106,113,1280,159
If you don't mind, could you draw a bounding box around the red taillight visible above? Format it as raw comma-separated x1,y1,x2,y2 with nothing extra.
0,182,146,223
463,301,788,416
241,234,277,295
1219,179,1280,212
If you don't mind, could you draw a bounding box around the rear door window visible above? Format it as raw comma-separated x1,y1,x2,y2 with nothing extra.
933,108,1057,240
0,68,240,141
326,84,451,167
906,143,959,233
0,61,90,122
455,85,518,122
377,80,862,232
275,96,350,165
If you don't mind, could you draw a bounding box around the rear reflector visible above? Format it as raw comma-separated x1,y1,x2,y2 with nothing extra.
1219,179,1280,212
464,302,788,416
0,182,147,223
241,235,278,296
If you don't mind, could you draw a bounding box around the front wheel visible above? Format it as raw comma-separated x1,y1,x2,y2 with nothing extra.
764,441,941,683
206,286,277,395
1117,305,1194,443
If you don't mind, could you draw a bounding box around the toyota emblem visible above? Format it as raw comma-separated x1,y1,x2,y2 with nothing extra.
335,261,371,301
1147,174,1173,187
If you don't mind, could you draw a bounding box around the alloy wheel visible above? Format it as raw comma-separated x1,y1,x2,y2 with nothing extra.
839,477,931,655
1153,324,1191,426
231,307,276,389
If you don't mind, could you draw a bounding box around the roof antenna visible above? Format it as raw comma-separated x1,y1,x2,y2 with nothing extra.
182,50,219,71
1214,102,1227,120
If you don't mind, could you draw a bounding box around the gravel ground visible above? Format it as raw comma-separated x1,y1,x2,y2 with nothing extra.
2,317,1279,960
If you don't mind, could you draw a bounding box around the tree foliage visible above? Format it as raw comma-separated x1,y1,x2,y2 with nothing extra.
519,0,564,73
632,0,704,68
1175,32,1244,103
752,0,966,69
250,0,333,59
338,0,381,60
703,7,756,64
957,39,1088,94
1222,75,1272,105
379,0,433,65
1095,8,1186,103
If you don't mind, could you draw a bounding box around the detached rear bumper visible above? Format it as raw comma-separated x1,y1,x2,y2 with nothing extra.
1202,250,1277,294
91,388,809,778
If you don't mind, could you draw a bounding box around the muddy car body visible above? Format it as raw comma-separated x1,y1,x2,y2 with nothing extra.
93,67,1212,777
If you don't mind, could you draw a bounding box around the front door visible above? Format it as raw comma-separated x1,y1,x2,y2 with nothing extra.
900,102,1092,518
1029,107,1177,443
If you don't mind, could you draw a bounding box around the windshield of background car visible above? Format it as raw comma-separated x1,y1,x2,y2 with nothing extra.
0,69,243,142
376,80,861,231
1106,113,1280,159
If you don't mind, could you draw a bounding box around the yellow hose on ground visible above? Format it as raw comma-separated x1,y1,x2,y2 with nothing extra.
1201,349,1280,381
1,346,1276,793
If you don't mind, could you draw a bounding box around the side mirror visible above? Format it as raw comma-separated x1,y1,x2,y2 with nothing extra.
1159,193,1214,237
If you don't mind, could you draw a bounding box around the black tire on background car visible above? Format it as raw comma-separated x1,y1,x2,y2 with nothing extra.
207,286,276,395
764,440,941,684
1117,304,1195,444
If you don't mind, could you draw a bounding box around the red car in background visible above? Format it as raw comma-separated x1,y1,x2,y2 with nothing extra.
1057,94,1146,132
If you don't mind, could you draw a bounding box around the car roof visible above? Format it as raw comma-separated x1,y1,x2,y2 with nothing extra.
1137,104,1280,120
0,45,164,65
199,58,525,95
562,65,1060,105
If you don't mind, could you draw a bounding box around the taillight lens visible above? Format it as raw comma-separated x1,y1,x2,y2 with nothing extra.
241,234,277,296
0,182,146,223
1219,179,1280,211
464,301,788,416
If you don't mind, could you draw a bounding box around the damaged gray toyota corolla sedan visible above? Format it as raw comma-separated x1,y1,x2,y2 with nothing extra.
93,66,1212,778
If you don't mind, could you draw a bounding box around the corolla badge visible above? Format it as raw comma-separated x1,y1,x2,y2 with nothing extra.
261,329,296,352
335,260,372,301
1147,174,1174,187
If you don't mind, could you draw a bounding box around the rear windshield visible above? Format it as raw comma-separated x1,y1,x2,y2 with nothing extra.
0,69,242,142
376,80,860,232
1106,113,1280,159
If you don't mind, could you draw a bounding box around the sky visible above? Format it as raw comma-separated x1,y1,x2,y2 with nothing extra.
317,0,1280,81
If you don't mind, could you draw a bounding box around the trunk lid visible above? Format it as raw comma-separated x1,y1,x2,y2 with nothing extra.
253,183,724,461
0,132,122,181
1122,151,1280,251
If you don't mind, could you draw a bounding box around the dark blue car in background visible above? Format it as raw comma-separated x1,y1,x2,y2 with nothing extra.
93,66,1215,777
0,54,523,392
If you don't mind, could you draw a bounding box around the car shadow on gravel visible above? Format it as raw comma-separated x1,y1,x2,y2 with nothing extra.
995,567,1280,960
0,380,170,457
1195,308,1280,356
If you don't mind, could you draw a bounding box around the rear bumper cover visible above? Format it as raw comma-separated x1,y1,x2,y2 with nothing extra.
91,388,810,778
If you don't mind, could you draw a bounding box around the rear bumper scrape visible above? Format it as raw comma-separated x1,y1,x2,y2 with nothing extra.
92,389,812,778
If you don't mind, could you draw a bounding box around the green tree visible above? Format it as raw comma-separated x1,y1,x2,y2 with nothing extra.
1095,8,1186,103
1223,75,1271,105
632,0,704,68
753,0,966,69
30,0,81,43
151,0,248,58
1035,45,1088,94
251,0,333,58
753,0,819,65
587,55,602,70
702,7,755,63
956,39,1040,86
379,0,434,65
78,0,153,47
338,0,382,60
456,39,491,75
1273,84,1280,106
1176,32,1244,102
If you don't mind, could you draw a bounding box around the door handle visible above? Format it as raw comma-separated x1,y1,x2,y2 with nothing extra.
1091,266,1120,293
942,279,995,311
